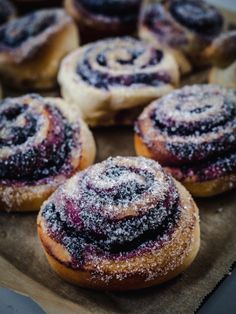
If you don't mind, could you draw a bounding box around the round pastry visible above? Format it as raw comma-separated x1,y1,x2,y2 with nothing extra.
58,36,179,126
0,9,79,90
0,0,16,26
139,0,224,74
65,0,142,42
135,85,236,197
0,94,96,212
204,31,236,89
37,156,200,290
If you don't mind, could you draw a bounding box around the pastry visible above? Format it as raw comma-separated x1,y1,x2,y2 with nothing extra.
37,156,200,290
135,85,236,197
139,0,224,74
58,36,179,126
204,31,236,89
0,0,16,26
0,9,79,90
65,0,142,42
0,94,96,212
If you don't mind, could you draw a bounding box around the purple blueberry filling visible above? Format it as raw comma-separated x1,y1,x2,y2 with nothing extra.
170,151,236,182
0,11,56,47
42,165,180,268
77,43,170,90
42,165,181,268
0,95,77,182
142,3,188,47
169,0,223,36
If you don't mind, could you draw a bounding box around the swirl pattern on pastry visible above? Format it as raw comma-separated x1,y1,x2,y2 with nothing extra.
0,9,78,90
0,94,95,211
135,85,236,193
58,37,179,126
139,0,224,73
38,156,199,289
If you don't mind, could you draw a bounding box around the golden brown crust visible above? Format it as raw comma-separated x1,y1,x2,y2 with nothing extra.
0,97,96,212
0,9,79,90
37,173,200,291
180,173,236,198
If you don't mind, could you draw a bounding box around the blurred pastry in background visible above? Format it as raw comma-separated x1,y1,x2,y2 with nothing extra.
204,31,236,89
0,0,16,26
139,0,224,74
58,36,179,126
65,0,142,43
0,9,79,90
12,0,62,13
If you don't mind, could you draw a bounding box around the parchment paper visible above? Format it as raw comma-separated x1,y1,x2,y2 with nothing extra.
0,126,236,314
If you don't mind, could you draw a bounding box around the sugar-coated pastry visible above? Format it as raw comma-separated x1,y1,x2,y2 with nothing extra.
0,0,16,26
37,156,200,290
0,9,78,90
65,0,142,42
0,94,96,212
58,37,179,126
204,31,236,89
135,85,236,197
139,0,224,74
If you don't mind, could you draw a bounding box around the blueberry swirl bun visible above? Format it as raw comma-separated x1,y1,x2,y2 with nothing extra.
65,0,142,42
135,85,236,197
0,94,96,212
0,0,16,26
58,37,179,126
0,9,78,90
139,0,224,74
37,156,200,290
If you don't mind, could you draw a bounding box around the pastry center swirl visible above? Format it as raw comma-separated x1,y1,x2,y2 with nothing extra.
0,95,77,182
42,157,181,261
76,37,171,90
169,0,223,36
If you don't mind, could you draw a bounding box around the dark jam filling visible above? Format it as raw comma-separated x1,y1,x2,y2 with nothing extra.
42,196,180,268
171,150,236,182
77,0,141,19
0,11,56,47
0,0,15,25
169,0,223,36
151,101,236,137
0,103,75,182
77,49,169,90
85,166,156,206
142,4,188,47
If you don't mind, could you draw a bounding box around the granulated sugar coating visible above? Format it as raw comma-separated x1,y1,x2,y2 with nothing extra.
0,94,79,183
0,93,86,211
75,37,173,90
135,84,236,182
40,156,199,284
